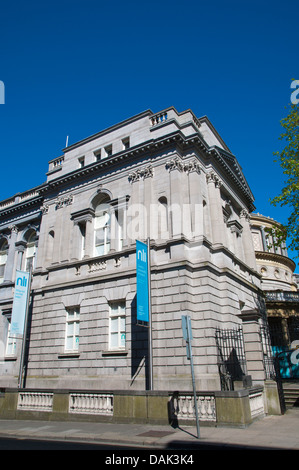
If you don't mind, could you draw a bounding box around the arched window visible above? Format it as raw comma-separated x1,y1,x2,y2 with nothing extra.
0,239,8,284
94,201,111,256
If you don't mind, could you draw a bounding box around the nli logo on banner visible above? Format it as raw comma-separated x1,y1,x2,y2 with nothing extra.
136,240,149,323
11,270,30,337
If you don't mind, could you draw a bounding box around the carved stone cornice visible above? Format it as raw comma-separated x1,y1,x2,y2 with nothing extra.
255,250,296,272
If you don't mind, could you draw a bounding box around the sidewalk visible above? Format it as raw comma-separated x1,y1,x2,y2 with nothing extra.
0,408,298,450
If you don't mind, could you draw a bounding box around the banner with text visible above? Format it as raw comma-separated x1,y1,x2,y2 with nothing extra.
136,240,149,323
11,270,30,337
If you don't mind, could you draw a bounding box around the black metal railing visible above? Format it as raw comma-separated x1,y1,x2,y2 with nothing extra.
216,327,247,391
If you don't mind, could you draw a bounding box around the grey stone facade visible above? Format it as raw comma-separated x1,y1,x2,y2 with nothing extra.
0,107,272,392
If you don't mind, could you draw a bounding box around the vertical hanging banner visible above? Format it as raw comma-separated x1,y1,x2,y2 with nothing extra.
11,270,30,337
136,240,149,323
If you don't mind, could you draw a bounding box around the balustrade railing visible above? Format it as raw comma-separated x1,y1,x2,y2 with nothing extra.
17,391,53,412
169,393,216,422
69,392,113,415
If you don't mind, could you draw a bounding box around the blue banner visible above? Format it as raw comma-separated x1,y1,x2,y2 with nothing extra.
136,240,149,323
11,270,30,337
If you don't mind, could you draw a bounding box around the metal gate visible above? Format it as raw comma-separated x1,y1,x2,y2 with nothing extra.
215,327,247,391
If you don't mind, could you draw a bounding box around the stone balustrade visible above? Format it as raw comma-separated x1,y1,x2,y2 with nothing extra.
69,393,113,415
169,393,216,422
17,391,53,412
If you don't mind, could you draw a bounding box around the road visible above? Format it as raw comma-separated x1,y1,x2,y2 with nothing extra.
0,436,282,451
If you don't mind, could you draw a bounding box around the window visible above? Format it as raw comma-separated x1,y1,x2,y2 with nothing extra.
78,156,85,168
94,150,101,162
94,202,111,256
0,239,8,284
104,145,112,158
6,320,17,356
25,232,37,271
79,222,86,259
65,308,80,352
122,137,130,150
109,302,126,350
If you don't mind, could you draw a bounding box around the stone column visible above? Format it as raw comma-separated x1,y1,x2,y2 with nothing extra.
188,162,202,240
206,172,227,246
238,310,266,385
71,222,83,261
240,209,257,270
4,226,18,282
166,158,183,239
84,219,94,258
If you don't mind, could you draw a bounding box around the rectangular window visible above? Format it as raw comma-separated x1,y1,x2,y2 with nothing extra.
94,149,101,161
65,308,80,352
104,145,112,158
0,251,7,284
109,302,126,350
78,156,85,168
94,210,110,256
6,320,17,356
122,137,130,150
79,222,86,259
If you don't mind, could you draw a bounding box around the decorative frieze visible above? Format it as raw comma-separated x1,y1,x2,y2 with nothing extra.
88,260,107,273
165,158,201,174
206,171,222,188
41,204,49,214
55,194,73,210
128,165,153,183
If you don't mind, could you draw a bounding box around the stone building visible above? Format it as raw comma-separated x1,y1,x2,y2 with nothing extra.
0,107,281,422
250,213,299,379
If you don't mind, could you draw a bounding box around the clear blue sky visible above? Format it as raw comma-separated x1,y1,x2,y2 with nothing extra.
0,0,298,266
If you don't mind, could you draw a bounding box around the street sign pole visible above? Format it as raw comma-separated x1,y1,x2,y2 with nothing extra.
181,315,200,438
147,237,153,391
18,266,32,389
136,238,153,390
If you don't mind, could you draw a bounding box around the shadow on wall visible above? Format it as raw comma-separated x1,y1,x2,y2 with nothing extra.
130,294,150,389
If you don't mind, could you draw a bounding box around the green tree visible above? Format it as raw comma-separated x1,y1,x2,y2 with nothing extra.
270,103,299,258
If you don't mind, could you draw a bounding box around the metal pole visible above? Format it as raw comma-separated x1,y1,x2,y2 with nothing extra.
18,267,32,389
147,237,153,390
188,338,200,439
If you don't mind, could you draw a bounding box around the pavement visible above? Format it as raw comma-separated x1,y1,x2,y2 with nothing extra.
0,409,298,450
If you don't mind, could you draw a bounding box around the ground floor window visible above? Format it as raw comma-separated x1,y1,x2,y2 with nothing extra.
109,302,126,350
6,318,17,356
65,308,80,352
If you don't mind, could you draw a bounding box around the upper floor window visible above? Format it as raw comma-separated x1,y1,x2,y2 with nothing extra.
0,239,8,284
104,145,113,158
122,137,130,150
94,202,111,256
78,156,85,168
25,231,37,271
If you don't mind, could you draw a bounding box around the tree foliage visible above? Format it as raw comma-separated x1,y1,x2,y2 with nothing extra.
270,103,299,258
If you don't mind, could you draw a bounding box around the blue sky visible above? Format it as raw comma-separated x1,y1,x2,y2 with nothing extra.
0,0,298,266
